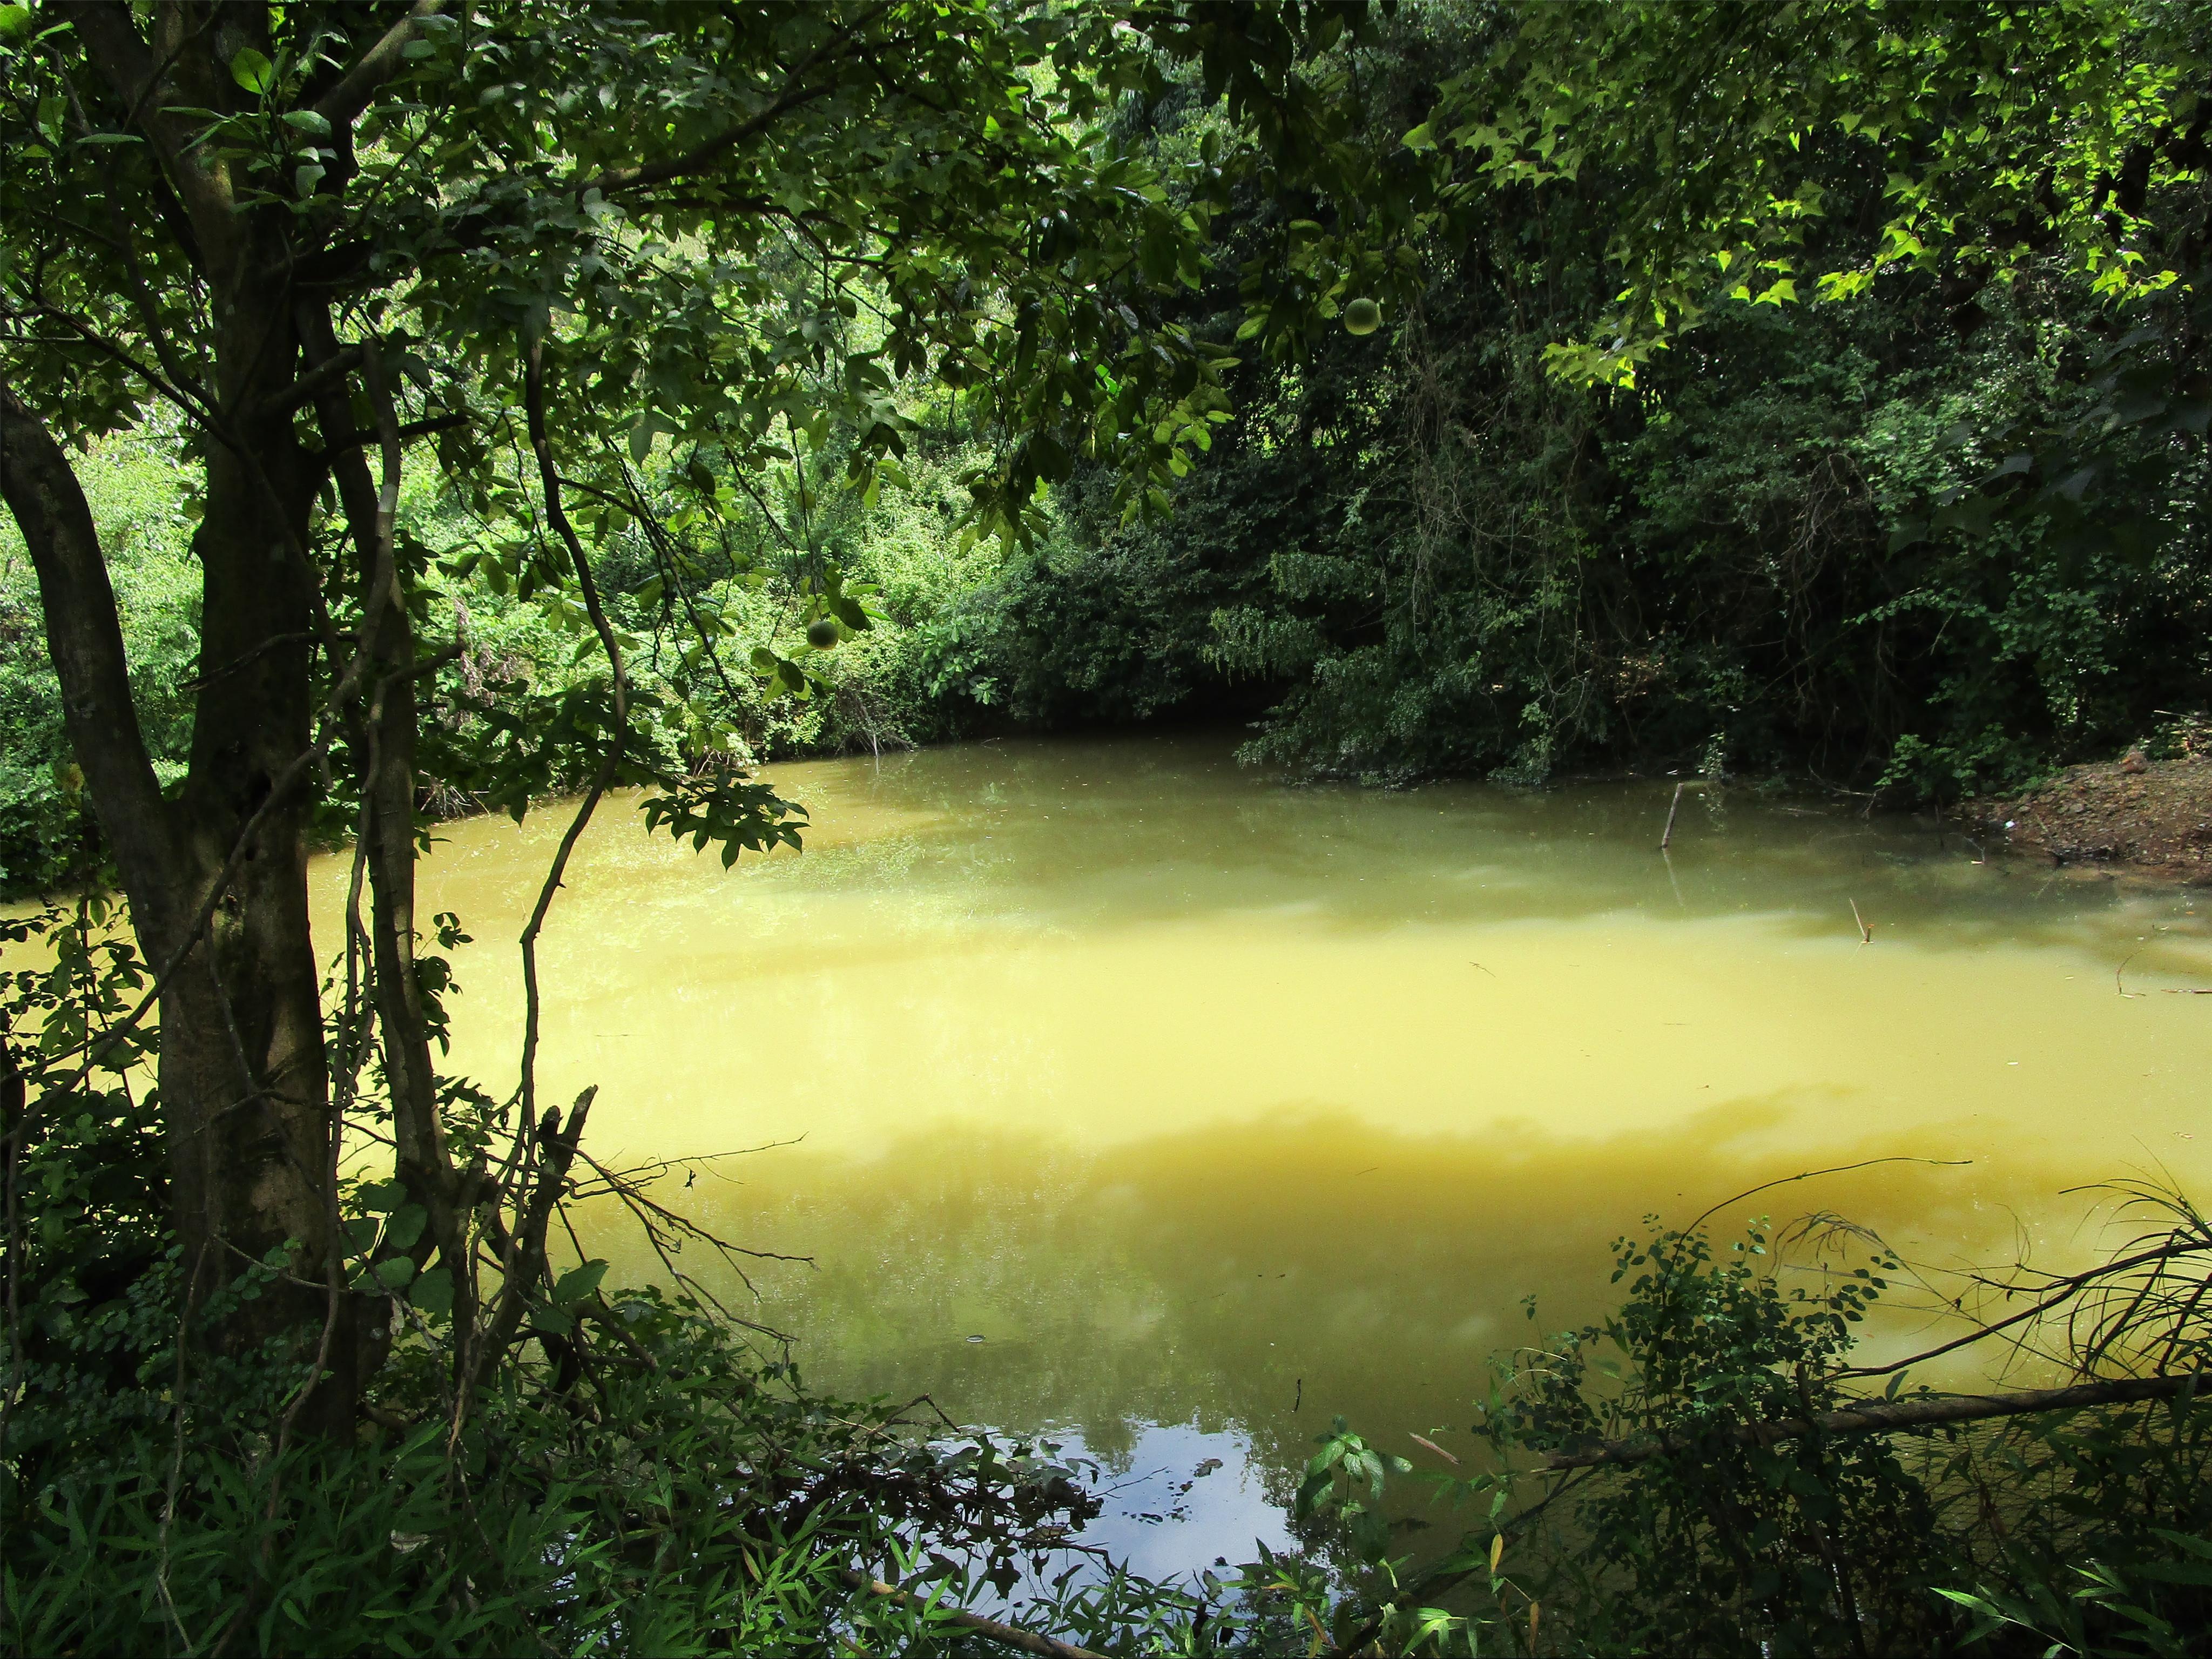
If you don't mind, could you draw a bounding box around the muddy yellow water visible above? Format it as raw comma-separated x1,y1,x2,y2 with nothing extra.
327,732,2212,1568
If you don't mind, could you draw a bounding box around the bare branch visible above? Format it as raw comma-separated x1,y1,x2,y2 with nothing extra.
1542,1370,2212,1471
1835,1237,2212,1381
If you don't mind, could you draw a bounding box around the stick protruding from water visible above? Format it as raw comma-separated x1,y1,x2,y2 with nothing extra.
1659,778,1710,851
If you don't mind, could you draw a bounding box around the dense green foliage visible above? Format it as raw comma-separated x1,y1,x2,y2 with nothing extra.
941,0,2212,797
1042,238,2212,796
14,0,2208,904
1285,1210,2212,1657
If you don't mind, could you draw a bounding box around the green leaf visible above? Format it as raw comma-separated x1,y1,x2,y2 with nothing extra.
281,109,331,136
374,1256,416,1290
230,47,275,96
2133,1560,2212,1586
384,1204,427,1251
408,1266,454,1318
552,1259,609,1305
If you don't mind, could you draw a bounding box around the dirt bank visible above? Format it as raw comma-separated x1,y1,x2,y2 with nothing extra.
1969,753,2212,886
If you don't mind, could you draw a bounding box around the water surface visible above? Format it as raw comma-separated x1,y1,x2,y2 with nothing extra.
355,733,2212,1570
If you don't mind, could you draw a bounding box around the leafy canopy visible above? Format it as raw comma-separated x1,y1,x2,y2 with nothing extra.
1409,0,2206,386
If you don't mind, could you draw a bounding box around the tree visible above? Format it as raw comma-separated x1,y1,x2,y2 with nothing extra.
1157,0,2212,793
1412,0,2208,386
0,0,1371,1430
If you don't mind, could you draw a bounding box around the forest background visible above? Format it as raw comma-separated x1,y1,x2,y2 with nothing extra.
8,1,2210,893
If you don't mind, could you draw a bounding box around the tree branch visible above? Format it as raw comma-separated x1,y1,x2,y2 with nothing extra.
0,377,182,917
1542,1370,2212,1471
261,347,365,418
511,335,628,1139
73,2,239,270
311,410,469,460
579,3,897,198
312,0,451,131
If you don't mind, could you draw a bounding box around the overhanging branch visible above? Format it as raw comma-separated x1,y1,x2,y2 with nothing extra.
1542,1370,2212,1471
0,378,183,912
579,2,896,198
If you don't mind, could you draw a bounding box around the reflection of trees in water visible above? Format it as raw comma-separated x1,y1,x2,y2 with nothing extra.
750,736,2205,953
575,1107,2094,1517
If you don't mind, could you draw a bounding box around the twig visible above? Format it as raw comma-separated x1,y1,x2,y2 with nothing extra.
1683,1156,1972,1238
1834,1235,2212,1381
1849,899,1871,945
1542,1370,2212,1470
2119,948,2147,998
1659,778,1708,851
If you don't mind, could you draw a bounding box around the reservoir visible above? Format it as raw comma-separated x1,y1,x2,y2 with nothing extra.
347,732,2212,1574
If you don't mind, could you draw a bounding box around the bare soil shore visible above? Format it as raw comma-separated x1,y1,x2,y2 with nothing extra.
1968,753,2212,886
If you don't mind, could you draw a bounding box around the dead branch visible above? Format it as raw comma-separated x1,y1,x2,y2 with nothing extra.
1835,1234,2212,1381
1683,1156,1971,1238
1542,1370,2212,1470
1660,778,1708,851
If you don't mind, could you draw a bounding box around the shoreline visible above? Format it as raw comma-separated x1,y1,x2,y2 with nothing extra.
1966,753,2212,888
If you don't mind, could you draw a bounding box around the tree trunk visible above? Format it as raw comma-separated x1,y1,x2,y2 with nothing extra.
161,266,349,1414
1,279,352,1421
298,304,480,1354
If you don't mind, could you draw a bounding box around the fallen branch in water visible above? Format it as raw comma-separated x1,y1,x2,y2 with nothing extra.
1849,899,1871,944
1541,1370,2212,1471
841,1569,1108,1659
